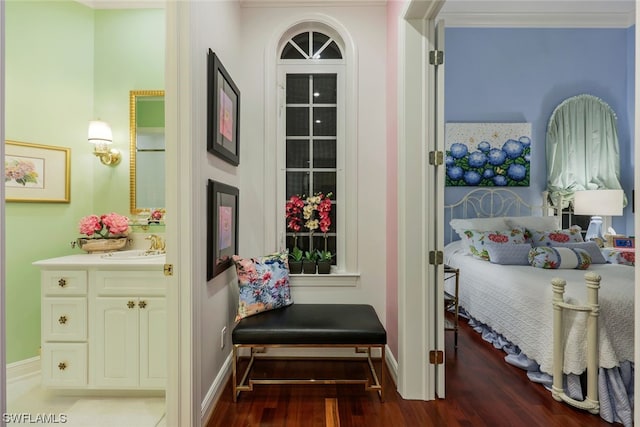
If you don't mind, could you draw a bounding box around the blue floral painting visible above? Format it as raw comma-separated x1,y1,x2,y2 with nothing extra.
445,123,532,187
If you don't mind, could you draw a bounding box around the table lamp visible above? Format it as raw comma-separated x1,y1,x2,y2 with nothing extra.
573,189,624,241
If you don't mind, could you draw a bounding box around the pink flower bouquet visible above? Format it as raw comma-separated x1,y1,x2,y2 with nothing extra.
79,212,130,238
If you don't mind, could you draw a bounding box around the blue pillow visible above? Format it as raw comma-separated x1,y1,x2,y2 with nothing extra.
486,243,532,265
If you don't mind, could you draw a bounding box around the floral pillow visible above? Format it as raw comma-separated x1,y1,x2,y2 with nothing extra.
463,227,528,261
232,252,293,321
528,246,591,270
550,241,606,264
528,225,583,246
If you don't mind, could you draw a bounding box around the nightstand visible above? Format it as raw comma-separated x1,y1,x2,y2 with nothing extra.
444,265,460,348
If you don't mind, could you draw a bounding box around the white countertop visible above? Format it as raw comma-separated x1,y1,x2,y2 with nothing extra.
33,252,166,269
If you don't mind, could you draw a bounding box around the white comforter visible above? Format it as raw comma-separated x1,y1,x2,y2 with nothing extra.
444,241,634,375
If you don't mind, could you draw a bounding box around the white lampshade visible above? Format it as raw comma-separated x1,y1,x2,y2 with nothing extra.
573,189,624,216
88,120,113,145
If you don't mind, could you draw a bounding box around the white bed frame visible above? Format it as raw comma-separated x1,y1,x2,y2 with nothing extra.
551,274,601,414
445,188,601,415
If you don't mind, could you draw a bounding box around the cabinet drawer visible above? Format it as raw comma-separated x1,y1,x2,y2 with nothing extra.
42,271,87,296
93,270,166,297
42,297,87,342
41,343,87,388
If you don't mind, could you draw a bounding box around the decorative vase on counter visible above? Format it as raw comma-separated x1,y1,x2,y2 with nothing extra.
76,237,128,254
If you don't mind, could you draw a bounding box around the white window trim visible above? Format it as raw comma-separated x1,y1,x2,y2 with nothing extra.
263,16,359,286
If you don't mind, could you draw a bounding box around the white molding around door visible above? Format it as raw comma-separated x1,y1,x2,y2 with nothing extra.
397,0,444,400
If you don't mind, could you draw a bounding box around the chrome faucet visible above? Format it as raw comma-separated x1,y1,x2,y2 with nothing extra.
146,234,166,253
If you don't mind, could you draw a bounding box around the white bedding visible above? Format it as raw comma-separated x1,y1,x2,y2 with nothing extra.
444,240,634,375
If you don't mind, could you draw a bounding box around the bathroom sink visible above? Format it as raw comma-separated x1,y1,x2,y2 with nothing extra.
101,249,165,260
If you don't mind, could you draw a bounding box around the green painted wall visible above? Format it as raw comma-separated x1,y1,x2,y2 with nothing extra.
93,9,165,215
5,1,164,364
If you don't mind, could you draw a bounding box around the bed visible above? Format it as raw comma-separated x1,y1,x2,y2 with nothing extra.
444,188,634,426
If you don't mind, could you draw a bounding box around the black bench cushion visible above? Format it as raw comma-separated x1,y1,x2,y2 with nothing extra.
232,304,387,345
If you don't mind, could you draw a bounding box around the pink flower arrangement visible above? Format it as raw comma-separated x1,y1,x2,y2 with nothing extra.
79,212,130,238
285,192,333,257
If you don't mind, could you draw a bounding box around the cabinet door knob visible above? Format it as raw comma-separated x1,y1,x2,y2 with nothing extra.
58,278,67,288
58,315,68,325
58,362,67,371
127,301,136,309
138,300,147,309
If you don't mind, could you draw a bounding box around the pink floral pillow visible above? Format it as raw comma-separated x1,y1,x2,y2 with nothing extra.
232,252,293,321
463,227,528,261
529,225,583,247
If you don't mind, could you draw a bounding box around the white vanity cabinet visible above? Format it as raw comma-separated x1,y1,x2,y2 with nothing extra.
91,270,166,389
35,254,167,391
40,270,88,387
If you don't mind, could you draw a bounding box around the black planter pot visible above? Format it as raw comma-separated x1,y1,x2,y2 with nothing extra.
317,260,331,274
302,260,317,274
289,260,303,274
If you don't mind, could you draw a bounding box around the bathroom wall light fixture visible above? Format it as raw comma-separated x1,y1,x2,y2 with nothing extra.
88,120,121,166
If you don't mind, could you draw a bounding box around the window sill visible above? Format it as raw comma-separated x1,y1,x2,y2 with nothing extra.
289,273,360,287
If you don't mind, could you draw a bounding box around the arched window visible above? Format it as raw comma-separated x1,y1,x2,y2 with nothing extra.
546,94,625,207
277,24,351,273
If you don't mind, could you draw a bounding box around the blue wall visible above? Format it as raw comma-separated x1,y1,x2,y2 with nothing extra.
444,27,634,235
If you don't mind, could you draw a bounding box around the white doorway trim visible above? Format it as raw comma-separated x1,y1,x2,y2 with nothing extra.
165,2,198,426
0,0,7,423
397,0,445,400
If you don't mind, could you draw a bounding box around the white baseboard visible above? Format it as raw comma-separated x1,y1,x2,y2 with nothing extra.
385,346,398,388
201,352,232,425
6,356,40,384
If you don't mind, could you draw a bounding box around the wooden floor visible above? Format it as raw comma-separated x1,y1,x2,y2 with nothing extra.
207,316,616,427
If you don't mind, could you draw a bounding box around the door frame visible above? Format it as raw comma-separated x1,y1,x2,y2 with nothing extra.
397,0,445,400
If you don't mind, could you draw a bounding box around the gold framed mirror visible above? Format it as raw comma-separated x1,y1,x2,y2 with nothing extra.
129,90,165,214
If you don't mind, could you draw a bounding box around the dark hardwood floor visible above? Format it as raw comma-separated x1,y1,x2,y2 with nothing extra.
207,316,615,426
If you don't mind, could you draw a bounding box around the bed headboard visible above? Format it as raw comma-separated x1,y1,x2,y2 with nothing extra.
444,189,560,243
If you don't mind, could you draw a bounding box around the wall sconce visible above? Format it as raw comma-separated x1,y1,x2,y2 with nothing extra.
88,120,121,166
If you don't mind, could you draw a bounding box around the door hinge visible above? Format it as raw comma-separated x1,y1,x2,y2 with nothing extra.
164,264,174,276
429,50,444,66
429,350,444,365
429,151,444,166
429,250,444,265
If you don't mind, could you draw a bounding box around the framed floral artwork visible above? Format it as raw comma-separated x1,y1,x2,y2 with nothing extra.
4,140,70,203
207,49,240,166
207,179,239,280
445,123,531,187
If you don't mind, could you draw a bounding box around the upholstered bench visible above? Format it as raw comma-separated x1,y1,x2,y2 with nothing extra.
231,303,387,402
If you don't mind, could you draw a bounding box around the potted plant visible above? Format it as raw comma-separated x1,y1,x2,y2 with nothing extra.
302,250,318,274
288,246,303,274
316,249,333,274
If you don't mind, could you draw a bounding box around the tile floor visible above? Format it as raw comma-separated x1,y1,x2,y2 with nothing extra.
6,374,166,426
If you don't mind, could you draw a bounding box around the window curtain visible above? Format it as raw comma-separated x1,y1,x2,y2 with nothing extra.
546,94,625,208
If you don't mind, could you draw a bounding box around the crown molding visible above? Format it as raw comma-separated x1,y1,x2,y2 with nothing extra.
439,11,635,28
75,0,165,9
240,0,386,8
